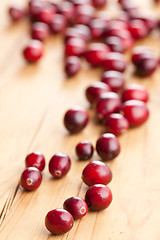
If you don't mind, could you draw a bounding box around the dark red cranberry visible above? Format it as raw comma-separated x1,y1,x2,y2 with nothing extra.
105,20,128,37
131,13,157,32
85,184,112,211
36,3,56,24
23,40,44,63
28,0,44,20
89,18,107,40
8,6,25,21
82,161,112,186
104,113,129,135
25,151,45,171
57,1,75,22
63,197,88,219
85,82,111,104
96,133,120,161
91,0,107,8
74,24,91,41
111,29,134,50
122,84,149,103
65,56,81,77
20,167,42,191
65,38,86,57
50,14,67,33
85,43,110,66
75,5,95,25
135,55,158,76
131,46,153,65
64,107,89,133
121,100,149,126
101,70,125,92
105,36,125,53
45,209,74,235
76,141,94,160
128,20,148,39
103,52,126,73
31,22,50,41
49,153,71,178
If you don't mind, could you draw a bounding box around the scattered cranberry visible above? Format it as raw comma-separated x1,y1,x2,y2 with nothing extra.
49,153,71,178
131,46,153,65
131,13,157,32
103,52,126,73
65,56,81,77
25,151,45,171
75,5,95,25
65,38,86,57
57,1,75,22
20,167,42,191
28,0,44,20
89,18,107,40
122,84,149,103
8,6,25,21
112,29,134,50
74,24,91,41
96,133,120,161
101,70,125,92
31,22,50,41
85,184,112,211
91,0,107,8
128,20,148,39
76,140,94,160
50,14,67,33
23,40,44,63
105,36,125,53
36,3,56,24
105,20,128,37
121,1,139,18
45,209,74,235
82,161,112,186
63,197,88,219
121,100,149,126
135,54,158,76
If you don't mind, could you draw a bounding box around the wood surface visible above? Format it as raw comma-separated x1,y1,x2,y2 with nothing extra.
1,0,160,239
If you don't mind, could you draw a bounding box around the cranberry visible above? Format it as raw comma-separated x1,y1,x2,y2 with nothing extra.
105,36,125,53
131,46,153,65
8,6,25,21
20,167,42,191
121,100,149,126
104,113,129,135
31,22,50,41
50,14,67,33
23,40,44,63
91,0,107,8
103,52,126,73
64,106,89,133
25,151,45,171
82,161,112,186
85,82,111,104
121,1,139,18
28,0,44,20
85,43,110,66
65,38,86,57
95,92,121,121
85,184,112,211
101,70,125,92
75,5,95,25
65,56,81,77
45,209,74,235
128,20,148,39
105,20,128,37
122,84,149,103
36,3,56,24
135,55,158,76
65,25,91,42
131,13,157,32
111,29,134,50
63,197,88,219
49,153,71,178
96,133,120,161
71,0,91,7
89,18,107,40
76,141,94,160
57,1,75,22
116,11,130,23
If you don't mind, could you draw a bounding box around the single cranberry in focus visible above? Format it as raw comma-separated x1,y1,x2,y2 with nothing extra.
101,70,125,92
121,100,149,126
76,140,94,160
103,52,126,73
105,36,125,53
8,6,25,21
104,113,129,135
82,161,112,186
135,55,158,76
23,40,44,62
31,22,50,41
20,167,42,191
63,197,88,219
36,3,56,24
128,20,148,39
75,5,95,25
96,133,120,161
25,151,45,171
65,38,86,57
65,56,81,77
57,1,75,22
49,153,71,178
85,184,112,211
122,84,149,103
50,14,67,33
45,209,74,235
91,0,107,8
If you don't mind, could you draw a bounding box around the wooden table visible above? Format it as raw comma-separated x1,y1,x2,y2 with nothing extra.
1,0,160,239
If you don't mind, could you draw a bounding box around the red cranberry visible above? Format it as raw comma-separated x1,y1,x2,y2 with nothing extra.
49,153,71,178
121,100,149,126
25,151,45,171
65,56,81,77
85,82,111,104
111,29,134,50
135,55,158,76
91,0,107,7
105,20,128,37
64,107,89,133
63,197,88,219
85,184,112,211
31,22,50,41
76,140,94,160
20,167,42,191
36,3,56,24
105,36,125,53
96,133,120,161
28,0,44,20
131,46,153,65
50,14,67,33
65,38,86,57
8,6,25,21
71,0,91,7
131,13,157,32
75,5,95,25
57,1,75,22
23,40,44,63
74,24,91,41
104,113,129,135
128,20,148,39
95,92,121,121
103,52,127,73
85,43,110,66
89,18,107,40
101,71,125,92
122,84,149,103
82,161,112,186
45,209,74,235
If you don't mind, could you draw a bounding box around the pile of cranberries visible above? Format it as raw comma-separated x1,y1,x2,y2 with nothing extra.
8,0,160,236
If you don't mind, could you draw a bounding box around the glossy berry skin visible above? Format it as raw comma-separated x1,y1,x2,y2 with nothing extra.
128,20,148,39
91,0,107,7
82,161,112,186
23,40,44,63
65,56,81,77
104,113,129,135
85,184,112,211
131,13,157,32
45,209,74,235
131,46,153,65
25,151,45,171
64,107,89,133
8,6,25,21
63,197,88,219
122,84,149,103
85,82,111,104
28,0,44,20
103,52,126,73
50,14,67,33
36,3,56,24
31,22,50,41
76,141,94,160
65,38,86,57
57,1,75,22
89,18,107,40
105,36,125,53
135,55,158,77
49,153,71,178
75,5,95,25
121,100,149,126
96,133,120,161
20,167,42,191
101,70,125,92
